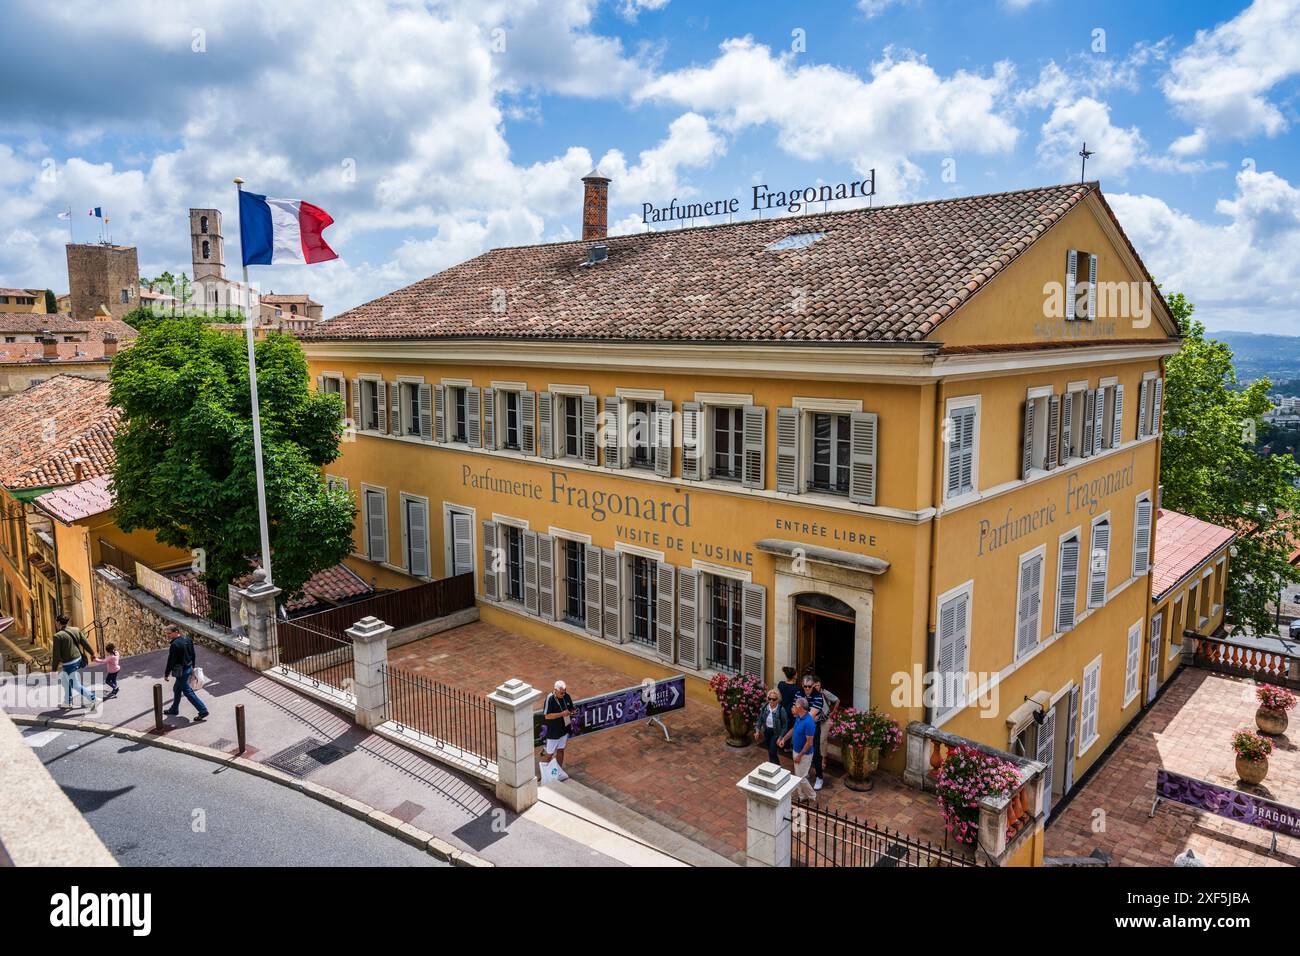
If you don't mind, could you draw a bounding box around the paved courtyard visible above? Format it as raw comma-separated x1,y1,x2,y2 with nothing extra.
389,620,952,864
1045,667,1300,867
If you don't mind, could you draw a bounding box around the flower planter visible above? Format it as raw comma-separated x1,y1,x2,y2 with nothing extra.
1255,706,1288,737
1236,755,1268,786
724,709,752,748
840,744,880,791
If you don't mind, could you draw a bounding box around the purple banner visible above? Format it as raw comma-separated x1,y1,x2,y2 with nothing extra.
534,676,686,746
1156,769,1300,839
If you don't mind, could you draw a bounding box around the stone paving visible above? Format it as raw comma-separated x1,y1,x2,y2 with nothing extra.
388,620,952,864
1045,667,1300,867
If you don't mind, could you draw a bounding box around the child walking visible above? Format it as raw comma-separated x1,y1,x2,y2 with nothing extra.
98,643,121,700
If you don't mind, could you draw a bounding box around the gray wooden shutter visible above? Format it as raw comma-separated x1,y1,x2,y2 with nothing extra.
390,382,401,435
366,490,388,562
603,396,622,468
1084,390,1098,457
1110,384,1124,448
1036,705,1057,816
654,399,673,477
1136,379,1149,439
655,563,675,661
1021,399,1036,478
1016,554,1042,659
482,387,496,450
677,568,701,670
451,511,473,576
520,390,536,456
583,544,602,635
741,582,766,679
581,395,598,466
316,374,325,393
1146,612,1163,704
1133,496,1153,575
742,404,766,490
1056,535,1080,632
537,534,555,620
1151,378,1163,435
1091,388,1105,456
1088,520,1110,608
433,384,445,442
1086,253,1098,322
776,407,800,493
848,411,877,505
1065,249,1077,321
937,592,968,718
375,382,388,433
1060,392,1074,463
418,384,433,442
466,386,482,447
406,498,429,577
523,530,539,615
1064,685,1080,790
351,378,361,428
680,402,702,480
601,547,621,642
481,521,498,601
1046,395,1060,470
538,391,554,459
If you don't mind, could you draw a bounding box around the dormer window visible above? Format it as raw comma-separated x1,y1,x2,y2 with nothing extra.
1066,249,1097,321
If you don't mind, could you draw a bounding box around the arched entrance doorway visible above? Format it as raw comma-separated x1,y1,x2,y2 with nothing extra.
794,593,856,701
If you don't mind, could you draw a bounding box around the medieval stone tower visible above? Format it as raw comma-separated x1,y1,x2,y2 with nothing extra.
190,208,225,280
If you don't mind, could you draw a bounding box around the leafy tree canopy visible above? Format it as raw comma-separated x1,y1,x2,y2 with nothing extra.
1160,291,1300,635
109,317,354,603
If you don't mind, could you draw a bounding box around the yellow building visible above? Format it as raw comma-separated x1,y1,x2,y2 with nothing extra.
1148,509,1234,689
302,179,1183,814
0,288,49,313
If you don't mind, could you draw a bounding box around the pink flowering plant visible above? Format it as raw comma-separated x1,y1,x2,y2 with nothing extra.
1257,684,1297,712
826,707,902,753
934,744,1022,847
708,672,767,724
1232,729,1273,763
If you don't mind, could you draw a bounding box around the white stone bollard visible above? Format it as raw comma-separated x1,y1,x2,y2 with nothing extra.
347,616,392,730
488,678,543,813
736,762,804,867
239,569,281,671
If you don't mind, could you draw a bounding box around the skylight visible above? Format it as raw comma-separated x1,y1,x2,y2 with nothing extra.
764,232,826,253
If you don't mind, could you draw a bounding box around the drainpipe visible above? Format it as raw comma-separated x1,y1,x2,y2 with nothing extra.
923,381,944,726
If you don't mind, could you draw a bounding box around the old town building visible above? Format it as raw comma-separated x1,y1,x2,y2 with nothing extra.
301,178,1189,811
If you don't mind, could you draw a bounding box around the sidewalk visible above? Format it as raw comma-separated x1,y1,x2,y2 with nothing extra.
0,648,689,867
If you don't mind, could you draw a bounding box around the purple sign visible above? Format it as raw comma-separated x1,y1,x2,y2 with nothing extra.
534,676,685,746
1156,769,1300,839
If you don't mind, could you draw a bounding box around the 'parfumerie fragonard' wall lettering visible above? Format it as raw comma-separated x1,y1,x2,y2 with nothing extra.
977,453,1137,556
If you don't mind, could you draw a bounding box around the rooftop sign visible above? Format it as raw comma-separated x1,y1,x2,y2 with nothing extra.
640,169,875,226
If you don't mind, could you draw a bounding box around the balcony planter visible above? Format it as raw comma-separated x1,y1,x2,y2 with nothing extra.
827,707,902,792
709,672,765,749
1231,729,1273,786
1254,685,1295,737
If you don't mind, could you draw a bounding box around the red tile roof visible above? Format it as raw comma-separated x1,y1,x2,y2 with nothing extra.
0,375,119,490
0,314,136,336
1152,509,1236,600
171,561,372,614
305,182,1100,344
33,474,115,522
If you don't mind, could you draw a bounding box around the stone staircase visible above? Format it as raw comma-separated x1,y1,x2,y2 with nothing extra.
0,630,51,671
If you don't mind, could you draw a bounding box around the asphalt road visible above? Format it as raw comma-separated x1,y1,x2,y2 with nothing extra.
27,728,444,867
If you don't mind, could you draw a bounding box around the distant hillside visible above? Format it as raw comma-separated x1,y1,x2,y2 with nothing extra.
1208,330,1300,385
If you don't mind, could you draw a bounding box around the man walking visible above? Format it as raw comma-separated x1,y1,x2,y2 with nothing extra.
50,615,96,708
162,625,209,722
541,679,574,781
789,698,818,802
798,674,828,792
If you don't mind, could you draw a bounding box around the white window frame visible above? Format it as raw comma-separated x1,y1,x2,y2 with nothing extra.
442,503,477,579
1123,620,1142,707
934,579,974,725
800,407,852,496
492,383,525,451
395,376,425,439
358,374,383,433
1078,653,1102,757
1014,544,1045,662
553,392,586,461
943,395,981,503
1140,370,1158,436
445,384,470,444
700,396,749,483
1064,381,1088,463
1023,385,1053,475
1168,597,1183,660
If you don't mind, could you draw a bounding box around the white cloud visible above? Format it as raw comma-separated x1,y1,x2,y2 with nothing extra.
1168,128,1208,157
1161,0,1300,142
597,112,726,205
1109,168,1300,334
637,37,1019,201
1038,97,1146,180
618,0,670,22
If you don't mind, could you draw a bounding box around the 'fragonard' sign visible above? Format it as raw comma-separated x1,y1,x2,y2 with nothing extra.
533,676,686,746
641,170,875,225
1155,769,1300,840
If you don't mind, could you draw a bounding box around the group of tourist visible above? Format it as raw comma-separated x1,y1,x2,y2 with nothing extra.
754,667,840,802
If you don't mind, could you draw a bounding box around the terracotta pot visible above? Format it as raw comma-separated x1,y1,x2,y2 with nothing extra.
840,743,880,791
1255,706,1288,737
724,709,752,748
1236,754,1268,786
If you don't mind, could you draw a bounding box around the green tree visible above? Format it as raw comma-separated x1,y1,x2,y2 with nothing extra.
43,289,57,312
109,317,354,604
1160,291,1300,635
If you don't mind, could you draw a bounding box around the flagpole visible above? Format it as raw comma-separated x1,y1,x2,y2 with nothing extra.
234,177,274,586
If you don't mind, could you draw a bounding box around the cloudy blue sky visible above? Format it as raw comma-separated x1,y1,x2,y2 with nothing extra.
2,0,1298,333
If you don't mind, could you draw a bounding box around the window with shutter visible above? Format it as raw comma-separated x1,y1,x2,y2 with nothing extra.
1124,620,1141,705
1080,390,1095,458
537,533,555,620
1080,657,1101,753
1136,379,1149,439
418,384,433,442
1088,518,1110,608
392,382,404,436
1086,253,1098,321
351,378,361,428
467,387,482,447
1151,378,1163,436
1110,383,1124,448
520,391,536,455
1056,534,1080,632
1146,612,1163,704
601,548,621,642
481,520,499,601
451,511,473,576
677,568,702,670
538,391,554,459
433,384,446,442
603,397,623,469
626,554,658,647
483,387,496,450
848,411,877,505
655,563,675,660
680,402,702,480
936,589,970,720
1132,494,1153,576
581,395,599,466
945,402,978,499
1015,551,1043,660
1065,249,1078,321
741,582,766,679
1091,387,1105,456
655,399,673,477
775,406,800,494
742,405,766,490
1035,705,1057,816
374,381,388,433
558,539,584,625
523,530,539,614
583,544,602,635
403,496,429,577
1046,395,1060,470
365,489,388,563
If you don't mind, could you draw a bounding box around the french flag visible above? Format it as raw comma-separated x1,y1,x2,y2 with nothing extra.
238,190,338,266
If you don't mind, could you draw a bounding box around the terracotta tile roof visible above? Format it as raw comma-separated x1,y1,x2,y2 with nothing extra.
1152,509,1236,600
305,182,1099,344
33,474,115,522
0,338,128,365
171,561,372,614
0,314,137,337
0,375,119,490
260,293,319,305
0,288,42,297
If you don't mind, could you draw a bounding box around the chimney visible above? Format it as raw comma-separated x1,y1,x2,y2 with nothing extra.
41,336,58,360
72,457,85,482
581,169,611,240
103,332,118,357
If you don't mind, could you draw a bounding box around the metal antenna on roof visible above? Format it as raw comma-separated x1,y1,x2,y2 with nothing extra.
1079,142,1095,183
